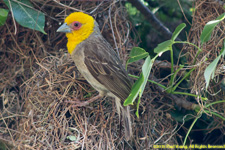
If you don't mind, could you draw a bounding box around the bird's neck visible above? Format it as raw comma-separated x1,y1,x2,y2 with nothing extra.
66,27,94,54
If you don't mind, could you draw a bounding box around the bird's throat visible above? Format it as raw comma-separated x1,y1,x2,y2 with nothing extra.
66,27,94,54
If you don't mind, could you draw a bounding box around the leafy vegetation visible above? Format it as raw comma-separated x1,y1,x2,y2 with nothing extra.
2,0,46,34
0,8,8,26
126,0,192,55
124,11,225,145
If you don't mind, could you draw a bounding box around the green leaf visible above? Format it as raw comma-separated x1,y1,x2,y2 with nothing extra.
204,39,225,89
129,47,148,59
126,47,149,70
154,40,173,54
124,56,153,115
204,56,220,89
127,47,149,63
139,56,152,99
4,0,46,34
0,8,9,26
171,23,186,41
135,56,152,117
124,73,144,106
200,13,225,44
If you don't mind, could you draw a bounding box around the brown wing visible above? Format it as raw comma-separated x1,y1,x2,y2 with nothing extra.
83,35,132,101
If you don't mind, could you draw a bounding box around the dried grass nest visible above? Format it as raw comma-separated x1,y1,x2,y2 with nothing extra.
0,0,177,149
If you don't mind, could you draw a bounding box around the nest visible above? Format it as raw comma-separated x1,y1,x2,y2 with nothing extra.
0,0,178,149
187,0,225,98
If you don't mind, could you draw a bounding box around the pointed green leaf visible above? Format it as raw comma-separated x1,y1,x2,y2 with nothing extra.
127,47,149,63
4,0,46,34
140,56,152,98
204,39,225,89
0,8,9,26
123,73,144,106
154,40,173,54
204,56,221,89
200,13,225,44
124,56,152,109
129,47,148,57
171,23,186,41
135,56,152,117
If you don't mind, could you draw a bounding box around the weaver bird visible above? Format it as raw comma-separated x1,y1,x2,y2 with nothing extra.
57,12,132,140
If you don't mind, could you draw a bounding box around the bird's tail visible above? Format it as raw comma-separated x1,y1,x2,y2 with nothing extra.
115,97,132,140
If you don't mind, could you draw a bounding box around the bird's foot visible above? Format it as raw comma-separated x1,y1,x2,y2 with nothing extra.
65,94,102,107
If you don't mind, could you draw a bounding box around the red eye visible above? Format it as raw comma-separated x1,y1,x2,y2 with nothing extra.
72,21,82,30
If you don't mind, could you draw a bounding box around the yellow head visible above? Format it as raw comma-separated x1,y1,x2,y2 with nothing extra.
57,12,95,54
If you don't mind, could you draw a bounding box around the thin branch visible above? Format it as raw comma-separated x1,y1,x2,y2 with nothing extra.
151,75,197,110
127,0,184,50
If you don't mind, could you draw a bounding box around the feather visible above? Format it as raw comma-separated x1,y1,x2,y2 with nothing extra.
83,33,132,101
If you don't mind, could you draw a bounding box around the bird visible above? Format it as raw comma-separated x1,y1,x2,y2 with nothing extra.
57,12,132,140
